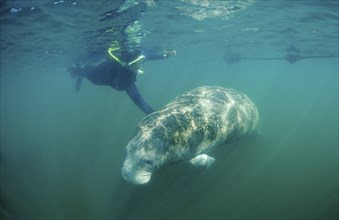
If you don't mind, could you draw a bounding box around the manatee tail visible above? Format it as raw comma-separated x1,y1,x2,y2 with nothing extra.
124,83,154,115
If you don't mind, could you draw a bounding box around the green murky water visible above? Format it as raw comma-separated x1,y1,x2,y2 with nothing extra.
1,1,338,219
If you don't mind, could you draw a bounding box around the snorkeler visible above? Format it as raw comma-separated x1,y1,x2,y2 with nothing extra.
68,46,176,115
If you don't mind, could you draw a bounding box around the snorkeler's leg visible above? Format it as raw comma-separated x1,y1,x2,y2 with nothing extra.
124,83,154,115
67,64,82,78
67,64,86,91
75,76,83,92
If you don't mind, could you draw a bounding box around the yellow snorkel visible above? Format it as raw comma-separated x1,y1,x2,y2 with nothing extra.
107,43,146,76
107,46,126,67
128,54,146,75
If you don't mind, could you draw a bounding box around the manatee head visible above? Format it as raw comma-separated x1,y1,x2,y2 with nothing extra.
121,153,154,184
121,122,169,184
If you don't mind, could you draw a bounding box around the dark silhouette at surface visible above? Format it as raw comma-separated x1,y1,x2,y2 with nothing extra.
223,51,338,65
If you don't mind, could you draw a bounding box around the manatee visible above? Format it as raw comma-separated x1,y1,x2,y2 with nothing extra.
121,86,259,184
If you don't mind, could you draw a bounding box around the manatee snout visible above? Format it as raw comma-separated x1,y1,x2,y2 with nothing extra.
121,160,152,185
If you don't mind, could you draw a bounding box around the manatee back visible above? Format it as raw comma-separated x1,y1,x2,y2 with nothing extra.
122,86,259,184
129,86,259,159
167,86,258,136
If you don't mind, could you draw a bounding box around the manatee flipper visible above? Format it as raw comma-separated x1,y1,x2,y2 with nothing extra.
189,154,215,168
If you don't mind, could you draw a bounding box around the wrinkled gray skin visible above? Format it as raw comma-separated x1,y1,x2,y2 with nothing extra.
121,86,259,184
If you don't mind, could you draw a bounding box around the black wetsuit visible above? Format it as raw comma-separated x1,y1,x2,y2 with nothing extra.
68,50,166,115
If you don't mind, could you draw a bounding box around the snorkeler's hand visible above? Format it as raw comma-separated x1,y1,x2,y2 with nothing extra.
163,49,176,58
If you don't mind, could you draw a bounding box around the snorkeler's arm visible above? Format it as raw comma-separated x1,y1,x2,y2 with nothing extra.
124,83,155,115
143,49,176,61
